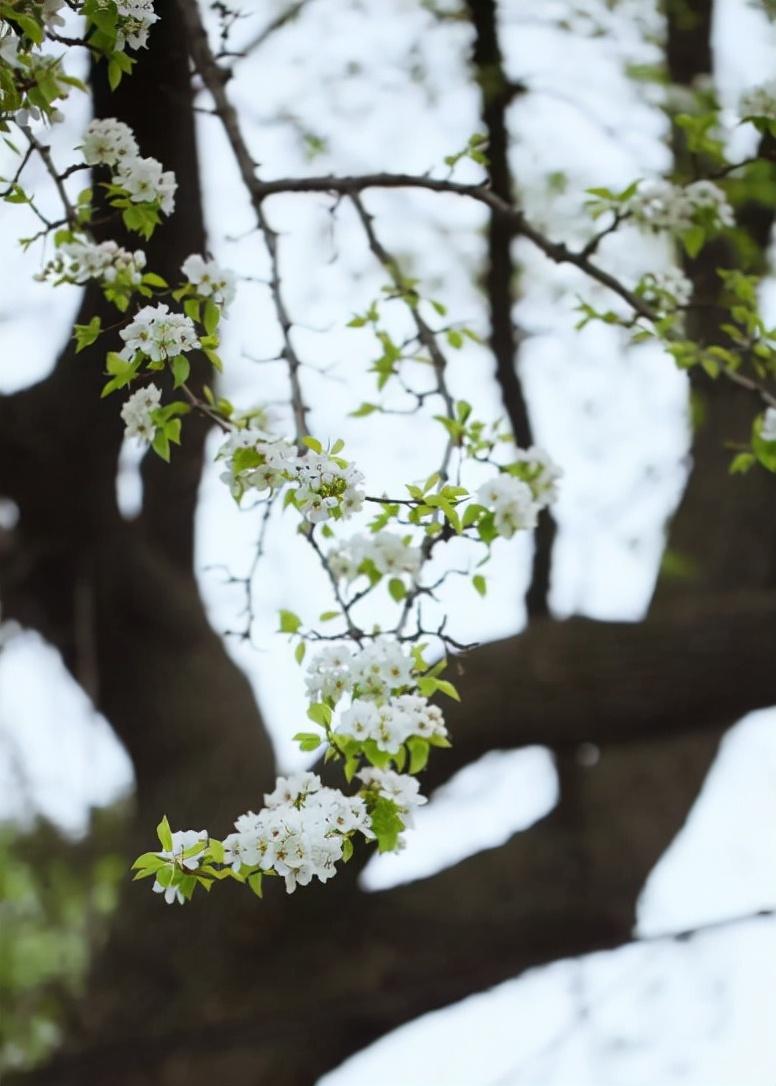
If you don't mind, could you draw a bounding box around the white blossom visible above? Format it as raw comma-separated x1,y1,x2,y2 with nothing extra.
117,154,177,213
295,451,365,523
82,118,139,167
357,767,428,828
119,304,199,362
151,828,208,904
182,253,237,310
477,474,538,537
305,644,355,702
328,530,421,583
224,775,373,894
56,239,146,286
740,80,776,121
120,383,161,443
350,639,416,697
509,447,562,510
761,406,776,442
0,35,22,69
116,0,159,50
625,178,733,233
641,267,693,309
42,0,67,29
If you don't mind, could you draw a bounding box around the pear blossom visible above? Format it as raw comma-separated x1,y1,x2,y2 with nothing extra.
182,253,237,310
119,304,199,362
740,80,776,121
328,530,421,583
625,178,733,233
509,447,562,510
82,118,139,167
358,767,428,828
761,407,776,443
54,239,146,286
477,474,538,537
120,383,161,443
117,154,177,213
116,0,159,50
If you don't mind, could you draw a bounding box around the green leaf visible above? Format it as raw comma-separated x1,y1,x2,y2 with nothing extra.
171,354,190,389
307,702,333,728
302,435,323,453
729,451,755,475
370,797,405,853
156,816,173,852
407,737,430,774
341,836,354,863
319,611,339,622
74,316,102,353
278,609,302,634
248,873,263,898
203,299,220,336
152,430,170,462
132,852,166,871
350,402,379,417
681,225,706,259
472,574,487,597
293,732,323,752
434,678,460,702
208,838,225,864
295,641,306,665
142,272,168,288
388,577,407,602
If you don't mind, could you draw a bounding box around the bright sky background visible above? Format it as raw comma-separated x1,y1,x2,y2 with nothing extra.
2,0,776,1083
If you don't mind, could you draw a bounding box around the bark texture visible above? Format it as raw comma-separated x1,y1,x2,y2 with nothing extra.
3,2,774,1084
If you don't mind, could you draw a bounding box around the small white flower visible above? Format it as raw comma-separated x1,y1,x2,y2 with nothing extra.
740,80,776,121
82,118,139,167
761,406,776,443
182,253,237,310
120,383,162,443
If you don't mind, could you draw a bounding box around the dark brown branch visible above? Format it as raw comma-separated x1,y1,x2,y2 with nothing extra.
463,0,556,620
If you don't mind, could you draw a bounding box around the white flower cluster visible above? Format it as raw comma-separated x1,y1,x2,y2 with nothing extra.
218,428,298,498
182,253,237,311
119,303,199,362
219,433,365,522
358,767,428,829
305,639,416,703
0,33,21,69
338,693,447,753
761,406,776,442
43,1,67,30
328,530,422,583
625,178,734,233
306,640,447,755
510,445,562,508
81,118,177,214
54,239,146,286
120,383,161,443
222,772,373,893
477,475,537,537
115,0,159,51
296,452,365,523
740,80,776,121
641,267,693,309
82,118,138,168
477,448,559,539
152,828,207,904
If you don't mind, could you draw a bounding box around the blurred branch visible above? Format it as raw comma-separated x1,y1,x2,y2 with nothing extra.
463,0,555,620
238,0,311,56
179,0,309,440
